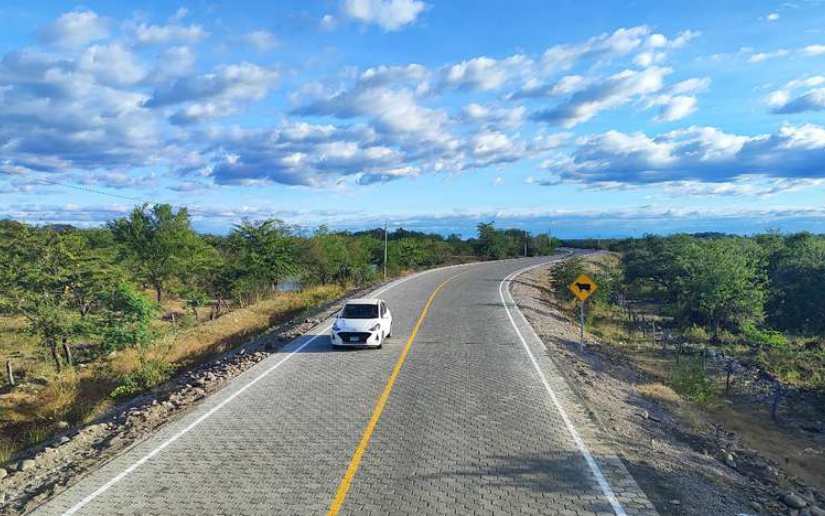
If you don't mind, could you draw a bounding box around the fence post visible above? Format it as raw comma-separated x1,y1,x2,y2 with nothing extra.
5,359,13,387
771,382,783,421
725,360,734,394
62,337,73,366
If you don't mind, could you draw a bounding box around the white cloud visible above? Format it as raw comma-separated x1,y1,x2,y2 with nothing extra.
531,66,671,127
656,95,697,121
39,10,109,48
748,49,790,63
767,12,780,21
77,43,146,86
127,21,208,44
767,75,825,114
442,55,531,91
461,103,526,129
244,30,278,51
541,123,825,186
145,63,279,123
342,0,427,31
151,46,196,81
802,44,825,56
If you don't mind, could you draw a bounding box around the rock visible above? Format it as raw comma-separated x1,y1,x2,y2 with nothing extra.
670,499,680,505
0,467,7,480
59,436,70,444
782,493,808,510
724,453,737,469
17,459,36,472
810,506,825,516
56,421,69,430
749,501,763,512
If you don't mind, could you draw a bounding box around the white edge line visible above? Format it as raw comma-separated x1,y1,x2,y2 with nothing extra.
499,258,627,516
61,260,477,515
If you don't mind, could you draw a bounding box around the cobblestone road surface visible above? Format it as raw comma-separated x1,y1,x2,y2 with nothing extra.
35,257,656,516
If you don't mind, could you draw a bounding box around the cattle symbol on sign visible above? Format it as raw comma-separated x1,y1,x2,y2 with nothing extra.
569,274,598,302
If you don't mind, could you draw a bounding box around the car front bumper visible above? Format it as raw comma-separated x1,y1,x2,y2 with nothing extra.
330,330,382,347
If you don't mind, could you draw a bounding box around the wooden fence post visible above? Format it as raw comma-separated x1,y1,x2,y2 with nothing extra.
771,382,783,421
62,337,73,366
5,359,14,386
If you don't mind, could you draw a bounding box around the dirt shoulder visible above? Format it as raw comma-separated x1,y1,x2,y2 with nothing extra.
510,260,825,516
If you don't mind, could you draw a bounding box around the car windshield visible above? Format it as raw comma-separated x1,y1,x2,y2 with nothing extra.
341,303,379,319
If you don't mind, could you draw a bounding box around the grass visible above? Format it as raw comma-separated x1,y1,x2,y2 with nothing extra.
0,283,347,465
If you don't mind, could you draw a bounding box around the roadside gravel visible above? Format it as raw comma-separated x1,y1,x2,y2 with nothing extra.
509,260,822,516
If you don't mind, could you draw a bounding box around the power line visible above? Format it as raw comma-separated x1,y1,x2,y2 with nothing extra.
0,170,146,203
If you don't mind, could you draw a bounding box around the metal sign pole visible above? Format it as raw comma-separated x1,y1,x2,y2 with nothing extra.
579,300,585,351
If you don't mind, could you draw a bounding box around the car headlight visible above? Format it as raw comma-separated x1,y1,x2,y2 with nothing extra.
369,323,381,332
332,321,341,332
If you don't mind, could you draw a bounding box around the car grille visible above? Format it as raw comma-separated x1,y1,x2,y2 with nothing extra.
337,332,371,343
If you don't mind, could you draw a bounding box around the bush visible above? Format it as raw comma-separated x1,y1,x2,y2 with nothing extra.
670,357,716,404
683,324,709,342
742,322,787,347
110,359,173,399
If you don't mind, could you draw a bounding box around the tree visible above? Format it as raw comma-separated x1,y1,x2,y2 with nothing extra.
671,238,766,338
475,222,509,259
765,233,825,334
0,228,80,371
227,219,300,299
99,283,158,351
109,204,208,302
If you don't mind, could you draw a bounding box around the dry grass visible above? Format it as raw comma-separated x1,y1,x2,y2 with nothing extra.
637,382,681,404
0,284,346,464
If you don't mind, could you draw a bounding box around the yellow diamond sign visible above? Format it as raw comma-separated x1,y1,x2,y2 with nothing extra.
569,274,597,302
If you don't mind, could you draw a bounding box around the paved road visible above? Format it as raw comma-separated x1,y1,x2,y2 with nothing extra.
35,256,657,516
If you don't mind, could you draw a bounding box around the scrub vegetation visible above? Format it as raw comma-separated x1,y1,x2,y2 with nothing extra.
0,204,558,463
556,232,825,391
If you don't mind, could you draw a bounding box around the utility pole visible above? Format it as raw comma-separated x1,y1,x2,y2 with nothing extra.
383,220,388,280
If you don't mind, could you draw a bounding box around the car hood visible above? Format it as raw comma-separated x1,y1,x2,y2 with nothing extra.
334,318,380,332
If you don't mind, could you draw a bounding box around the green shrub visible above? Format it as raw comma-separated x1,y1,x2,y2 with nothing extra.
742,322,787,347
683,324,709,342
110,359,173,399
670,357,716,404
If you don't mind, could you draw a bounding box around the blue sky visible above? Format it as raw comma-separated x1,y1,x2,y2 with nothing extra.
2,0,825,237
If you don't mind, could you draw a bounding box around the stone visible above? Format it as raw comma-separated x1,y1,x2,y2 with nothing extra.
782,493,808,510
724,453,737,469
0,467,7,480
56,421,69,430
17,459,36,472
59,436,70,444
749,501,763,513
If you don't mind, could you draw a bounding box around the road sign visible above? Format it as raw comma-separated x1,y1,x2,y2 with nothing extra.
569,274,598,302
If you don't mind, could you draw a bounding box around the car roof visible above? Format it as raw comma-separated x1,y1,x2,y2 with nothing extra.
345,298,382,305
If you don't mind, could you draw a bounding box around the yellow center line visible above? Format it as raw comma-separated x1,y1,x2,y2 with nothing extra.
327,273,459,515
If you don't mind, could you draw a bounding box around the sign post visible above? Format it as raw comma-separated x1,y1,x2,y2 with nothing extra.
568,274,598,351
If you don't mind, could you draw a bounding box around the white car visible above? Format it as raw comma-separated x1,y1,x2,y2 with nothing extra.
331,298,392,348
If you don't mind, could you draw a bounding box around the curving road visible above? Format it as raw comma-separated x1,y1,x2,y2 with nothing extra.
35,256,657,516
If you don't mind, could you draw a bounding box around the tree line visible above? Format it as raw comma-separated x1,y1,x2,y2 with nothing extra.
562,232,825,341
0,204,558,371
